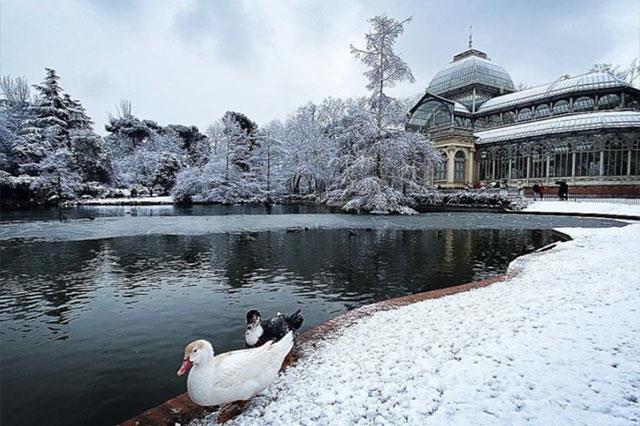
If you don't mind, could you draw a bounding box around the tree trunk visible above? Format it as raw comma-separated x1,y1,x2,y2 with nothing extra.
266,144,271,192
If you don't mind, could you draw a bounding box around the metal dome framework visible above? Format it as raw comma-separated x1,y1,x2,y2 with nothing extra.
427,48,515,111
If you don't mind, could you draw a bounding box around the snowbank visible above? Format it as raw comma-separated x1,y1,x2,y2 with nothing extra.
524,200,640,218
203,222,639,425
70,196,174,205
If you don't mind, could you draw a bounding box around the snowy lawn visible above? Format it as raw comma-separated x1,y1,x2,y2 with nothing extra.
202,222,640,425
524,200,640,218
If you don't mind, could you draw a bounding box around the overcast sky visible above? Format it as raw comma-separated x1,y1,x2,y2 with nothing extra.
2,0,638,134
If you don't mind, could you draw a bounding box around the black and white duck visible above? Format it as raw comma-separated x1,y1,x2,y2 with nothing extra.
245,309,304,348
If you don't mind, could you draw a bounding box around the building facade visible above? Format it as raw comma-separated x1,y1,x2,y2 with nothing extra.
407,44,640,194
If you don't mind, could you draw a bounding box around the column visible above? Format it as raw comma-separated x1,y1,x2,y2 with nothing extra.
545,154,550,184
571,151,576,184
599,150,604,176
447,151,455,184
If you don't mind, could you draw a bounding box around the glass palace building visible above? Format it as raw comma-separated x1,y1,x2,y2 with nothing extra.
407,44,640,194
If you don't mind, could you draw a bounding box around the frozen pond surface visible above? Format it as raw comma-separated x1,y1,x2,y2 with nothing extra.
0,210,625,426
0,211,624,242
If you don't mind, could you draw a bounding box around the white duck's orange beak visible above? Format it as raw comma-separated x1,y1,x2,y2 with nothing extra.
177,358,192,376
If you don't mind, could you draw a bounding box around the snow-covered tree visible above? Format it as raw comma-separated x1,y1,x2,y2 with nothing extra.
152,152,182,195
29,147,81,202
282,102,336,195
23,68,69,149
164,124,208,166
591,59,640,87
70,129,110,183
350,16,415,134
63,94,93,131
0,76,32,174
255,120,285,194
334,15,439,214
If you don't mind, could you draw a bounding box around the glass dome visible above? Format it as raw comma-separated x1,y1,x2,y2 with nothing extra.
428,49,515,96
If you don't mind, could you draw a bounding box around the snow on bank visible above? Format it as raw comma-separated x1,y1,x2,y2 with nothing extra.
524,200,640,218
208,223,639,425
71,196,174,205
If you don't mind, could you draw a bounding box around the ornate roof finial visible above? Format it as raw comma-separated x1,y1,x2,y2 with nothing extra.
468,25,473,49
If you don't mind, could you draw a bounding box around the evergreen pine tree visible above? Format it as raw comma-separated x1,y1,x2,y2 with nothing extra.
23,68,70,150
63,94,93,131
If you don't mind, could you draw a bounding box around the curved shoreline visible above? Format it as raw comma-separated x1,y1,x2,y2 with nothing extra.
118,232,574,426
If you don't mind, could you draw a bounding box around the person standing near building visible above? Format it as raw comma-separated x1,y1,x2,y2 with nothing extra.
532,183,540,200
559,181,569,200
539,183,545,200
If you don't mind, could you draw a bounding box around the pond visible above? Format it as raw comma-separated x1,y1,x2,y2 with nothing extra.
0,208,625,426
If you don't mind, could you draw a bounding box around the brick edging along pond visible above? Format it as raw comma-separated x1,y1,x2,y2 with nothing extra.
119,228,576,426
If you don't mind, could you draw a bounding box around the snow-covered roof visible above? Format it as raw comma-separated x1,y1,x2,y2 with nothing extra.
475,111,640,144
453,102,471,114
477,71,632,114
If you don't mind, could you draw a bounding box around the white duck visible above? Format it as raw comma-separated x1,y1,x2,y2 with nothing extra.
177,331,293,407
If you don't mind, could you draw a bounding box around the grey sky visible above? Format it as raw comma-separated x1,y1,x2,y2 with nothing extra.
2,0,638,134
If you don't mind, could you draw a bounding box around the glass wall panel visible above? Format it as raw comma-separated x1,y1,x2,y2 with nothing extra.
530,145,546,178
516,108,532,122
502,111,515,125
603,139,628,176
574,96,595,112
488,114,501,128
435,151,447,181
479,151,492,181
495,148,509,180
534,104,550,119
408,100,451,130
575,141,600,176
631,139,640,175
510,147,526,179
549,142,572,178
552,100,570,115
597,94,621,110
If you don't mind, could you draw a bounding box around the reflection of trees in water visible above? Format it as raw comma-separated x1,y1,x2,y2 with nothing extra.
1,228,552,337
1,239,105,335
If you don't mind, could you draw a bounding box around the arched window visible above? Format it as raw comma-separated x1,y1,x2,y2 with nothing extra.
510,147,526,179
552,100,570,115
603,139,628,176
530,145,546,178
474,117,489,130
549,142,572,178
597,94,621,110
534,104,550,119
454,151,466,181
435,151,448,181
479,150,492,181
574,96,595,112
516,108,532,122
408,100,451,131
502,111,515,125
575,140,600,176
495,148,509,180
487,114,501,128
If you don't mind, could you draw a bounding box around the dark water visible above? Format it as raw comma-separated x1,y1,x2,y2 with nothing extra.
0,210,624,426
0,203,333,222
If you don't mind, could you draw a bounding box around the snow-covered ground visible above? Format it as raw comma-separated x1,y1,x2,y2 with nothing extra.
71,196,174,205
524,200,640,218
200,220,640,425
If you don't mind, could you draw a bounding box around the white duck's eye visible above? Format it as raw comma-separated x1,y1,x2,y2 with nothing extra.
193,348,198,352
